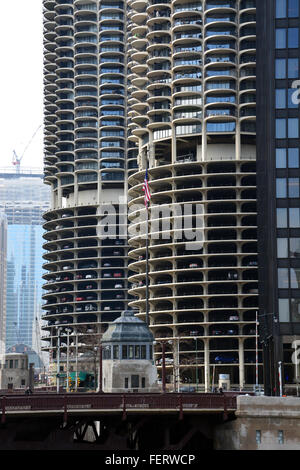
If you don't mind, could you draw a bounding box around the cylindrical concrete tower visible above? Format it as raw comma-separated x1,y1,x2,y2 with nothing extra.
42,0,130,372
126,0,260,392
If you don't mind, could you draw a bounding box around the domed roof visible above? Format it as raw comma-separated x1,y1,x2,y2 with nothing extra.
102,310,154,343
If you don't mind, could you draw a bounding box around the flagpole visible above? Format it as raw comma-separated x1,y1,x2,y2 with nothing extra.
145,199,149,327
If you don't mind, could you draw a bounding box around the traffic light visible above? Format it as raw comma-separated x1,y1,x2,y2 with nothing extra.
68,376,72,389
77,377,80,387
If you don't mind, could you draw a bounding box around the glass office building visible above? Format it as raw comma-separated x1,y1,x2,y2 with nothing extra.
0,213,7,358
257,0,300,395
0,169,50,363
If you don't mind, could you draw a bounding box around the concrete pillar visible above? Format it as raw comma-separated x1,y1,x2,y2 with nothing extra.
29,363,35,391
204,339,210,392
239,338,245,391
235,120,241,161
202,127,207,162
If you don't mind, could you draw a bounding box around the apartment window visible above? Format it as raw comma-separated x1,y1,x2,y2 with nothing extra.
276,89,286,109
124,377,128,389
288,178,300,197
288,28,299,48
288,58,299,78
256,430,261,444
276,29,286,48
279,299,290,322
277,208,288,227
277,0,300,17
277,238,288,258
278,268,289,288
278,430,284,444
141,345,146,359
290,267,300,288
289,208,300,227
288,0,299,17
288,118,299,138
142,377,146,388
276,118,286,138
288,88,298,108
276,178,287,198
289,148,299,167
290,238,300,257
275,58,286,78
276,148,286,168
291,298,300,321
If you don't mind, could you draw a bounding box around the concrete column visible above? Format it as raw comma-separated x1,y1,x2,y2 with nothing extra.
204,339,210,392
235,120,241,161
74,173,78,206
202,127,207,162
239,338,245,391
171,128,176,164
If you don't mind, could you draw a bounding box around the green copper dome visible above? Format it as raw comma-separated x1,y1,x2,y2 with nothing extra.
102,310,154,344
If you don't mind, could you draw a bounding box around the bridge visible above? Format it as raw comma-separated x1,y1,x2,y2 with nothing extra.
0,392,239,450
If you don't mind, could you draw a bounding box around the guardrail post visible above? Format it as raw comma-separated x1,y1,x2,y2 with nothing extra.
63,395,68,426
1,396,6,425
122,394,126,421
179,394,183,421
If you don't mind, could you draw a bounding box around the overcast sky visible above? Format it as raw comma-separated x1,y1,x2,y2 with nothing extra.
0,1,44,170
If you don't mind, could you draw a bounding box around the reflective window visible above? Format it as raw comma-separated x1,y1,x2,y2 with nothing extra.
288,148,299,167
276,28,286,48
288,178,300,198
276,89,286,108
276,148,286,168
288,118,299,138
275,58,286,79
276,0,286,17
276,178,287,198
288,28,299,48
277,208,288,227
290,238,300,257
276,119,286,138
288,58,299,78
278,268,289,288
277,238,288,258
289,208,300,227
288,0,299,17
290,268,300,288
279,299,290,322
291,298,300,322
288,88,298,108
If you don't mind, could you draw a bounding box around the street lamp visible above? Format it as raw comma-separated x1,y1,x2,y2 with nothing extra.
153,340,167,393
56,327,62,394
194,337,198,392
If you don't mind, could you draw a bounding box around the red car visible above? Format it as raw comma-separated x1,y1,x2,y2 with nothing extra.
113,272,122,278
76,296,84,301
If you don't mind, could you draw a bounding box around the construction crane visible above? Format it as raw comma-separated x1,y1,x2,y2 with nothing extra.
12,124,42,173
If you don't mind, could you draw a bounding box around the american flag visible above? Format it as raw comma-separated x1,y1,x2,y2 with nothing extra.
142,169,151,207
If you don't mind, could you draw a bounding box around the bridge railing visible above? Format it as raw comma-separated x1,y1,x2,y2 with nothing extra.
0,392,236,420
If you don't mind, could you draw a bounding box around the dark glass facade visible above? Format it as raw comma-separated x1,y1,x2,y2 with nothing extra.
257,0,300,395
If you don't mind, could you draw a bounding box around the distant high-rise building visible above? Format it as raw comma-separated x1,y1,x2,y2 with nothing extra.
0,168,50,364
0,212,7,359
